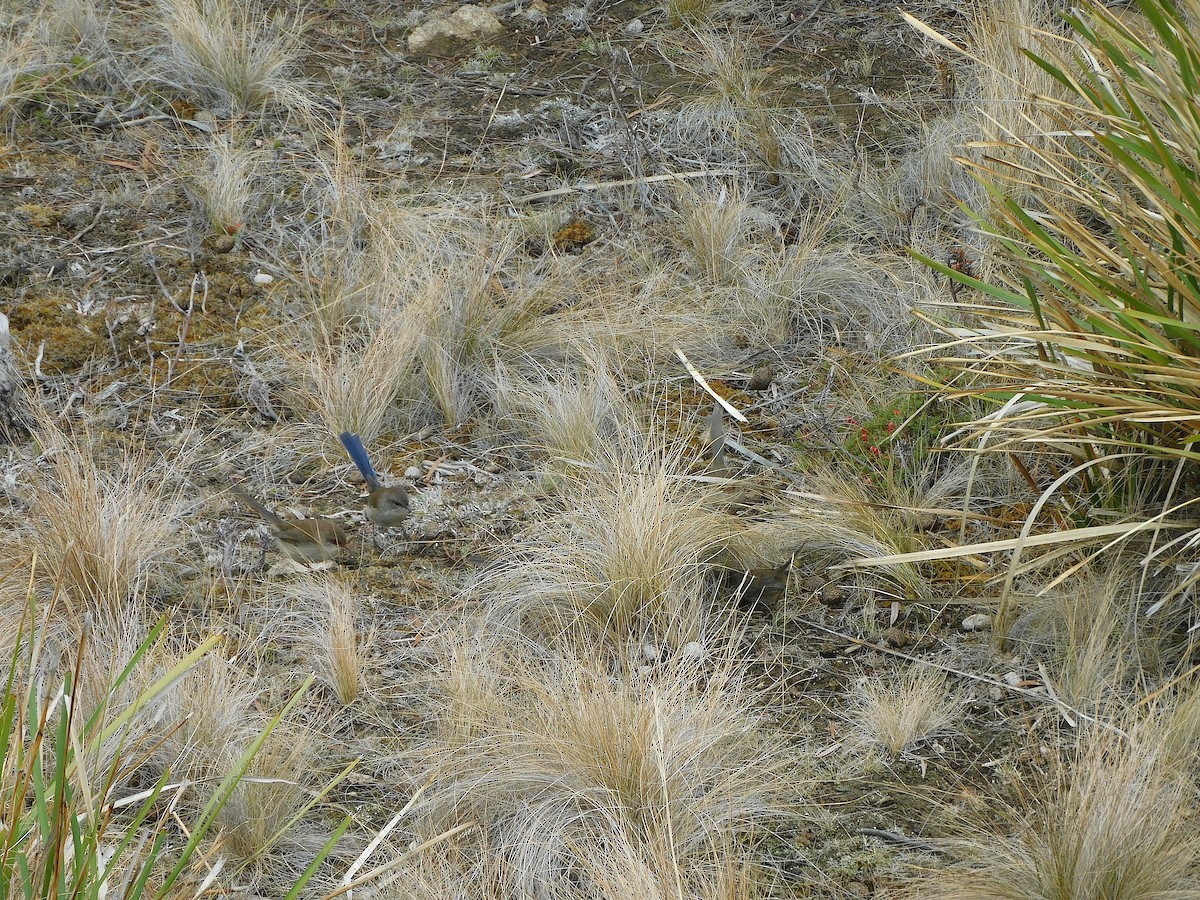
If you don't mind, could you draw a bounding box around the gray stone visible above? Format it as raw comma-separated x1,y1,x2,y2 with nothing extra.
961,612,991,632
408,5,504,55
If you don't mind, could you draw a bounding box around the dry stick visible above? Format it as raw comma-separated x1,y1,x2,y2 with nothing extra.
674,347,748,424
323,821,477,900
341,786,425,896
1136,659,1200,709
518,170,737,204
794,616,1128,736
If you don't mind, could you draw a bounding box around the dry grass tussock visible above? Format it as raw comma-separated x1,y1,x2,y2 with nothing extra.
487,428,731,648
182,130,261,238
496,350,627,472
1002,565,1141,714
0,15,50,126
289,574,368,706
154,0,309,113
962,0,1070,180
913,715,1200,900
288,196,602,432
414,630,802,898
845,666,959,757
18,415,194,613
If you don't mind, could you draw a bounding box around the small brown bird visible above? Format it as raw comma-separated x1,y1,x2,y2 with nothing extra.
230,487,348,563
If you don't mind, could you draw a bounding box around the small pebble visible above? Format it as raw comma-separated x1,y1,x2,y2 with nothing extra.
961,612,991,632
988,687,1003,701
818,583,846,606
680,640,705,661
746,362,775,391
252,271,274,285
1002,671,1021,687
624,17,643,34
640,643,660,664
405,466,422,480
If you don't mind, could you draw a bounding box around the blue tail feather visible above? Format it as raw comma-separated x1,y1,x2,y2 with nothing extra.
338,432,381,490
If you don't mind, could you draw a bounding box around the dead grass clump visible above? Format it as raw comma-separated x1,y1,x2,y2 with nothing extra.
154,0,307,113
294,312,421,444
755,467,933,605
290,574,367,706
21,419,192,612
154,654,259,775
43,0,111,57
490,434,729,647
673,179,757,285
846,666,959,757
1003,566,1136,713
497,351,626,472
409,233,569,426
418,638,800,898
183,130,260,238
914,727,1200,899
665,30,778,170
0,18,49,125
215,722,331,880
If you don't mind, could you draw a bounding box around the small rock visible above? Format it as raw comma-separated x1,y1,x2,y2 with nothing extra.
212,234,236,254
624,17,644,34
405,466,422,480
988,687,1003,701
408,4,504,54
1002,671,1021,687
640,643,660,664
251,271,273,285
961,612,991,632
746,362,775,391
680,641,705,662
818,583,847,606
882,627,910,648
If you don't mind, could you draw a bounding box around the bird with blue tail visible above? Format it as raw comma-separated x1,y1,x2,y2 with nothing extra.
338,432,411,529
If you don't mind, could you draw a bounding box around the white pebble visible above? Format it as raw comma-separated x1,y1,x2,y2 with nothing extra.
405,466,422,479
681,641,705,662
624,17,644,34
962,613,991,632
251,271,274,285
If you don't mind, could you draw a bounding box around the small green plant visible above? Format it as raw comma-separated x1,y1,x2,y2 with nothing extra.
0,591,348,898
579,36,612,56
462,45,504,72
836,393,941,494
